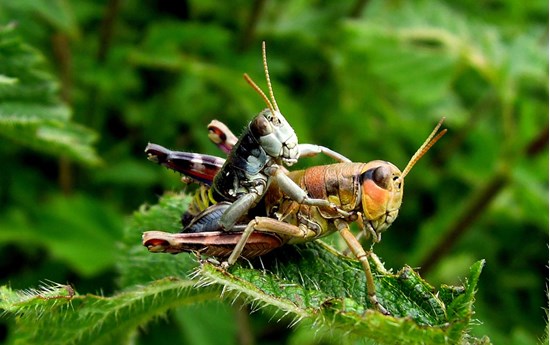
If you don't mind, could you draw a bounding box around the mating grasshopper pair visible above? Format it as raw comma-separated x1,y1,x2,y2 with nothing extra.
142,43,446,315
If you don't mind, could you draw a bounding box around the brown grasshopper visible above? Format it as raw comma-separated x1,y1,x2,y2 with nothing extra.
143,119,447,314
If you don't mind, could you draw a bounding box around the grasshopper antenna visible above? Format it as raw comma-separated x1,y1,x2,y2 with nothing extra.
400,117,447,181
244,73,275,114
243,42,280,115
262,41,279,112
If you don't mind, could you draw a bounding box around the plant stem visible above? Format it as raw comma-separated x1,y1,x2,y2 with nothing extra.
419,126,549,274
419,171,508,274
235,302,255,345
239,0,267,52
51,33,74,195
349,0,370,18
97,0,122,62
86,0,121,130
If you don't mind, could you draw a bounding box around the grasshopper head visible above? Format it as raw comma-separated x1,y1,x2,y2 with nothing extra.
359,160,403,242
359,118,447,243
251,109,299,165
244,42,300,166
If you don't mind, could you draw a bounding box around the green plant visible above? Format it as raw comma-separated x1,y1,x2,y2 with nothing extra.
2,193,489,345
0,1,546,344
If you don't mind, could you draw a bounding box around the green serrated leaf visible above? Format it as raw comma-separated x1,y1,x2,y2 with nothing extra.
0,278,220,345
199,247,486,345
0,25,99,165
117,192,196,288
0,102,70,123
0,0,79,38
121,193,490,345
0,120,100,166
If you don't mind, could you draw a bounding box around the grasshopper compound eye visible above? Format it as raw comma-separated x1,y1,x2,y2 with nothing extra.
251,112,274,137
371,165,392,189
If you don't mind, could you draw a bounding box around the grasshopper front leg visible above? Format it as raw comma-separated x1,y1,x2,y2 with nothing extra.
298,144,351,163
216,162,350,232
207,120,352,163
215,169,349,231
268,166,350,216
335,218,389,315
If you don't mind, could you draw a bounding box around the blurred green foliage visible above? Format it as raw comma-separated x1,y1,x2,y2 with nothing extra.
0,0,547,344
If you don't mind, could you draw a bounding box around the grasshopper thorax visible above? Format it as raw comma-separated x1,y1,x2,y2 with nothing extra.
250,109,299,165
359,160,403,242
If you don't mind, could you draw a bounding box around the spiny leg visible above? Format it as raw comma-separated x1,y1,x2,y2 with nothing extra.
335,219,389,315
342,214,370,257
224,217,313,267
298,144,351,163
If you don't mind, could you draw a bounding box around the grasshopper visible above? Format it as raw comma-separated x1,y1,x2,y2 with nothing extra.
146,42,350,232
143,118,447,314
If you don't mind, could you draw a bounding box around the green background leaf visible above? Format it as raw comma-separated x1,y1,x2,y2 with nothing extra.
0,0,546,344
